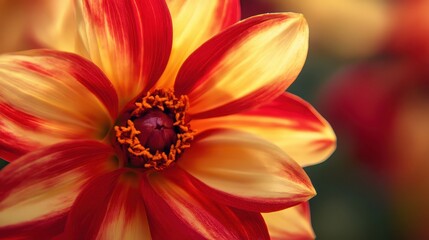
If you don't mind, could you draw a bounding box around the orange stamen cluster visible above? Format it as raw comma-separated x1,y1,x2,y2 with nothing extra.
114,89,195,170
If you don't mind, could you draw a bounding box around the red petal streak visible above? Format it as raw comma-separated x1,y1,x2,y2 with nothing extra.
191,92,336,167
0,103,43,130
41,50,119,118
157,0,240,88
141,169,269,239
0,121,37,162
175,15,284,95
178,129,315,212
175,13,308,118
0,103,45,161
65,169,151,240
0,50,118,161
0,140,116,237
77,0,172,106
216,0,240,28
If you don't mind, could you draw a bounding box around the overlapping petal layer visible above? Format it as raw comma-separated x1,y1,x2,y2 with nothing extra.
192,93,336,167
175,13,309,118
65,170,151,239
0,140,116,238
157,0,240,88
263,202,315,240
178,129,315,212
0,50,117,161
75,0,173,106
142,170,269,239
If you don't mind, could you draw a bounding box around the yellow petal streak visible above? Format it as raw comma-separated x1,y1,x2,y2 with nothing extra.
158,0,237,88
188,13,309,115
96,174,151,240
191,93,336,167
179,130,315,201
0,52,112,141
0,172,85,227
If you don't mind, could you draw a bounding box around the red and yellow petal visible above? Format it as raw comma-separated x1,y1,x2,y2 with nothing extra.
192,92,336,167
263,202,315,240
141,170,269,239
75,0,172,106
0,140,117,238
65,170,151,240
0,50,117,161
175,13,309,119
156,0,240,88
177,129,315,212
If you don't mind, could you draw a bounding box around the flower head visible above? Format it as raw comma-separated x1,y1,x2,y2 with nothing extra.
0,1,335,239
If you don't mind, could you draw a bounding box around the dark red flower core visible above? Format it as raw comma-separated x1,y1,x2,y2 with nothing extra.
114,89,195,170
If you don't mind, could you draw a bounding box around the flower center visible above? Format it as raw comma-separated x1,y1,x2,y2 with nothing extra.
114,89,195,170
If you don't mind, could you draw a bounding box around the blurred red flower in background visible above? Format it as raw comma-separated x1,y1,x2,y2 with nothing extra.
321,0,429,238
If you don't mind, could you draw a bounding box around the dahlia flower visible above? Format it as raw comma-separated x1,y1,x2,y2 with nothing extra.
0,0,335,239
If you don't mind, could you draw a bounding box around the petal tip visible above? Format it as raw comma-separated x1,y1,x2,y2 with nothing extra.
297,174,317,202
286,12,309,39
301,181,317,202
309,185,317,198
322,123,338,160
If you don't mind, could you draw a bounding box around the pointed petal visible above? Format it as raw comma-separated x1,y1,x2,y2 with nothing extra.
0,140,117,238
262,202,315,240
175,13,309,118
157,0,240,88
0,50,117,161
76,0,173,106
192,93,336,167
141,170,269,239
65,170,151,240
178,129,315,212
